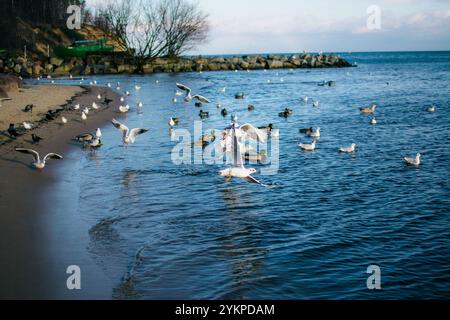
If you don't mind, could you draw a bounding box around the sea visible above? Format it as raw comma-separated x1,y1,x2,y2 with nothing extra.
35,51,450,299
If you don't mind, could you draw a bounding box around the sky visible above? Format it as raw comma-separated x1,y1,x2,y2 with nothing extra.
86,0,450,54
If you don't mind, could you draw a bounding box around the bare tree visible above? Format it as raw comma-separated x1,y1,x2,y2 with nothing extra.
160,0,209,58
98,0,209,72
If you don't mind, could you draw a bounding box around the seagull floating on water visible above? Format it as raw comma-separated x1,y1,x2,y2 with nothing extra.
360,104,377,114
15,148,63,170
403,153,421,166
426,105,436,113
119,105,130,113
308,127,321,138
111,119,149,145
339,143,356,153
169,117,180,127
370,118,377,125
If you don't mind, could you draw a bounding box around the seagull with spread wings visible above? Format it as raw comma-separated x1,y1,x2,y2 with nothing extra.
176,83,211,104
111,119,149,145
15,148,63,170
219,117,267,185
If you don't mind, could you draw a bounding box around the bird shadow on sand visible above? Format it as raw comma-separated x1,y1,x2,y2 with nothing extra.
0,156,32,169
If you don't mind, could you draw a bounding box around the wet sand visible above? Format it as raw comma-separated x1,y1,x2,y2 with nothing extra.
0,84,122,299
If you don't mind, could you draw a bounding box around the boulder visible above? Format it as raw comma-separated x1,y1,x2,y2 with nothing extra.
206,63,220,71
70,64,85,75
0,87,7,98
50,57,64,67
45,63,54,73
54,63,72,75
118,64,134,73
0,75,22,93
267,60,284,69
14,64,22,74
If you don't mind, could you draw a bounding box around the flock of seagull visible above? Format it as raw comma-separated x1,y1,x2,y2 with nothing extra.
10,72,433,183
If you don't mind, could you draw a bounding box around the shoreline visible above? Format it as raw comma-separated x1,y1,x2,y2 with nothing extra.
0,83,121,299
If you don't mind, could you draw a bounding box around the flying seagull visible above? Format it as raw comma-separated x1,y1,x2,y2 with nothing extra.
176,83,193,102
111,119,149,145
15,148,63,170
219,120,265,186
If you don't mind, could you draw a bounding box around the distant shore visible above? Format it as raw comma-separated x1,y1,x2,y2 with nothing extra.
0,82,119,298
0,53,353,78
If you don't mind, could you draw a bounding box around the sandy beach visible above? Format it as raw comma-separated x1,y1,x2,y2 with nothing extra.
0,82,121,299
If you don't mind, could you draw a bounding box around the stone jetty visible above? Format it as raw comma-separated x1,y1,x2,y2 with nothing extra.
0,53,353,78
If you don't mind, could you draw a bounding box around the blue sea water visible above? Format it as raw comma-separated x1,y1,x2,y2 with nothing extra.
44,52,450,299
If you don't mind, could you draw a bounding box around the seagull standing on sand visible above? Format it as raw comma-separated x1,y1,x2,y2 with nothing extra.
404,153,421,166
32,134,43,144
23,104,34,113
8,124,19,138
73,104,80,110
92,102,99,110
81,112,87,121
23,122,33,130
339,144,356,153
111,119,149,145
15,148,63,170
61,117,68,124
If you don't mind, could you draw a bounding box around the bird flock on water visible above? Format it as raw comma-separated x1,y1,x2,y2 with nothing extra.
9,71,434,181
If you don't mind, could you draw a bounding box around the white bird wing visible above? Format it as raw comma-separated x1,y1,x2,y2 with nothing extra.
112,119,129,138
239,123,267,143
193,95,211,103
176,83,191,93
129,128,150,141
15,148,40,162
43,153,63,163
226,125,245,168
243,175,262,185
